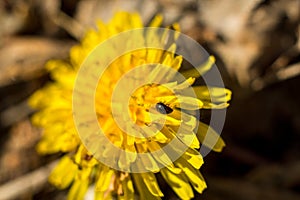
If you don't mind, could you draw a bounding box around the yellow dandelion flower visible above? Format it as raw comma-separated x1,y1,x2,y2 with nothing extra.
29,11,231,200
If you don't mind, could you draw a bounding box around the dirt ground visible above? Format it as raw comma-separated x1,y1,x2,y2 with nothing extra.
0,0,299,199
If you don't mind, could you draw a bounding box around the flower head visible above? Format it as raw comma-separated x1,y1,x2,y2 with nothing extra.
29,12,231,199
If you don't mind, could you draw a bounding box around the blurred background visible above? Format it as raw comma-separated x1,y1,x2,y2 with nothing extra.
0,0,299,199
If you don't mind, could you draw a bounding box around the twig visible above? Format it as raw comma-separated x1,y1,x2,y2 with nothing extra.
0,100,34,127
0,37,73,87
0,160,57,200
276,63,300,80
52,11,86,41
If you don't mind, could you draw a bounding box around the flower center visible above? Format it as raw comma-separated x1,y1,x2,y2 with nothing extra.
128,83,174,126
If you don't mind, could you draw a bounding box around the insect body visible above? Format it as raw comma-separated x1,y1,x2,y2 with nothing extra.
155,102,173,114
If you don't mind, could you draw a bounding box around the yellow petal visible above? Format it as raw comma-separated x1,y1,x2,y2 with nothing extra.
146,49,164,63
132,173,162,199
155,95,177,104
28,85,72,110
69,45,85,68
118,175,135,200
118,150,137,171
95,166,114,192
47,61,76,89
136,143,160,172
147,141,181,174
202,102,230,109
95,191,113,200
150,113,182,126
197,122,225,152
149,14,163,27
167,109,196,130
151,131,170,143
67,179,89,200
49,156,78,189
31,108,72,126
36,126,78,154
59,132,80,152
171,55,183,71
129,12,143,28
160,168,194,199
141,173,163,197
173,77,196,90
36,139,60,154
178,132,200,149
146,64,171,83
181,56,215,78
167,112,199,149
142,153,160,172
175,157,207,193
182,148,203,169
169,96,203,110
193,86,232,103
170,22,180,32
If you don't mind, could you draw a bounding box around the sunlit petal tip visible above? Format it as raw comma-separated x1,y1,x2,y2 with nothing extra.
149,14,163,27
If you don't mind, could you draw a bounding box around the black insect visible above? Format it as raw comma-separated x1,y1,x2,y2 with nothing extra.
155,102,173,114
